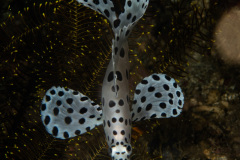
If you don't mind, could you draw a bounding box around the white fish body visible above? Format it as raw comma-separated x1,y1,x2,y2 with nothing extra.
40,1,184,159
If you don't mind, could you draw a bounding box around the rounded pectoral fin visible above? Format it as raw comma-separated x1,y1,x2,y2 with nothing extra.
131,74,184,122
40,86,102,139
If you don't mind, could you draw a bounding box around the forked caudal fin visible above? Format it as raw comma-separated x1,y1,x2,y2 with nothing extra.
131,73,184,122
76,0,149,35
40,86,102,139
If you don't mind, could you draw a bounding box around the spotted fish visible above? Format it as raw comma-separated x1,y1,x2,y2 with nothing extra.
40,0,184,160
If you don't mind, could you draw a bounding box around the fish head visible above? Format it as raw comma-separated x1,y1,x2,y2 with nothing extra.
109,144,132,160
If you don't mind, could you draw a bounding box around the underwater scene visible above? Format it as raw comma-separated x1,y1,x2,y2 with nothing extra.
1,0,240,159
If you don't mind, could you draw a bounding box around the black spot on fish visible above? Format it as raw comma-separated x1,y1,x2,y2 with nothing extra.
150,114,157,118
86,127,91,132
132,16,136,22
176,91,181,97
141,79,148,84
58,91,64,96
155,92,162,98
103,0,107,4
125,119,128,125
140,116,146,121
111,85,119,92
79,107,87,114
112,117,117,123
137,107,142,113
41,104,46,111
135,89,141,95
148,86,155,92
79,118,85,124
93,0,99,5
161,113,167,117
108,71,114,82
56,100,62,106
159,103,166,109
125,30,130,36
44,115,50,125
178,100,182,105
119,117,124,122
65,116,72,124
67,108,73,113
53,107,59,116
173,82,177,88
104,9,110,17
127,13,132,20
119,99,124,106
52,126,58,136
146,104,152,111
46,95,51,102
50,89,55,95
109,100,116,107
168,93,173,98
152,75,160,81
89,115,95,118
73,91,79,95
173,109,178,115
165,75,171,81
141,96,146,103
80,97,88,101
127,146,131,152
163,84,169,91
120,48,125,58
114,19,120,28
133,99,137,104
114,47,118,55
116,71,122,81
66,98,73,105
127,1,132,7
64,132,69,138
75,130,81,135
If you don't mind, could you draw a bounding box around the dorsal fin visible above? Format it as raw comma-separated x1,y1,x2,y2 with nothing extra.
131,74,184,122
40,86,102,139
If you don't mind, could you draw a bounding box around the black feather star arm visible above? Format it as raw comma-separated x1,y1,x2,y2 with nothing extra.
129,0,220,79
0,0,111,159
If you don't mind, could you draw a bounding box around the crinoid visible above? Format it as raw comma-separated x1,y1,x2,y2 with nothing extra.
129,0,219,80
0,0,112,159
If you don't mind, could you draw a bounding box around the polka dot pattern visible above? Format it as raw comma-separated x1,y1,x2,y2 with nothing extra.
41,86,102,139
73,0,150,160
76,0,118,32
118,0,149,35
131,73,184,122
